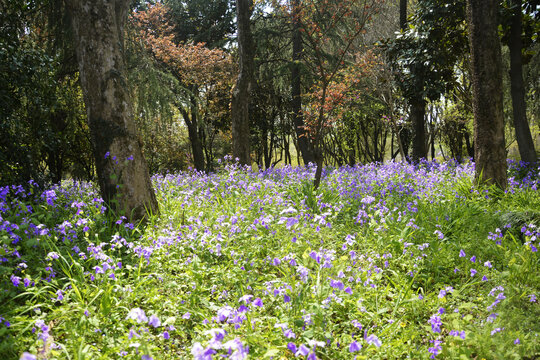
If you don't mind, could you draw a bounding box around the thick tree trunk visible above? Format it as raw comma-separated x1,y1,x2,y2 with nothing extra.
509,0,536,163
231,0,254,166
466,0,507,189
291,0,314,166
411,98,427,161
67,0,159,221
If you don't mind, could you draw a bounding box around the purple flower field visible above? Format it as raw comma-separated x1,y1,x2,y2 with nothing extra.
1,159,539,359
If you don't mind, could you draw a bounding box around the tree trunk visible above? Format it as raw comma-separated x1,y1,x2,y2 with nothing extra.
400,0,407,30
466,0,507,189
66,0,159,222
411,98,427,161
181,108,205,171
231,0,254,166
291,0,314,165
509,0,536,164
313,147,323,190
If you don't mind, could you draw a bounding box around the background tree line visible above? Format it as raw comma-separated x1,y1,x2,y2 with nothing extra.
1,0,538,218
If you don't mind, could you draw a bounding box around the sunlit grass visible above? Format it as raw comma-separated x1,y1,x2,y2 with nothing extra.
1,158,539,359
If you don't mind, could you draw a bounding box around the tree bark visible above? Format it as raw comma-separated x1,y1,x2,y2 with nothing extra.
231,0,254,166
509,0,536,164
411,97,427,161
466,0,507,189
291,0,314,166
180,108,205,171
399,0,407,30
66,0,159,221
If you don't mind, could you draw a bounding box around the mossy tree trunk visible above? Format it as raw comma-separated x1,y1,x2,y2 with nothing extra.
67,0,159,221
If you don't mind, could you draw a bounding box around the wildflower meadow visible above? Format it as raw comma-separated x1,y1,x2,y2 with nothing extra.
1,158,539,359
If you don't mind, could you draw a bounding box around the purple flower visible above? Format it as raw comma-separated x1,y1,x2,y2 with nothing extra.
296,344,311,357
20,353,37,360
459,249,466,257
330,279,344,290
428,339,442,359
128,328,140,339
449,330,466,339
349,340,362,352
514,338,520,344
126,308,148,323
470,268,477,277
182,312,191,319
365,334,382,347
284,329,296,339
351,319,362,330
192,342,215,360
252,298,263,307
287,342,298,353
163,331,170,339
10,275,20,287
148,314,161,328
284,294,291,303
470,255,476,263
428,315,442,333
238,295,253,304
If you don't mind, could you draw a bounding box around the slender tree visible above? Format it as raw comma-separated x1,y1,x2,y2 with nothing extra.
508,0,536,163
466,0,507,189
291,0,314,165
399,0,407,30
231,0,255,166
66,0,159,221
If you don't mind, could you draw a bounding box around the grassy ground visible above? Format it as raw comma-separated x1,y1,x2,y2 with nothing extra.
1,158,539,359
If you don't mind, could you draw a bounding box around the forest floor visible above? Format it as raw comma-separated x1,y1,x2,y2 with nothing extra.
1,158,539,359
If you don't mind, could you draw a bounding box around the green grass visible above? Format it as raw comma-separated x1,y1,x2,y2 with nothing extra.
1,160,539,359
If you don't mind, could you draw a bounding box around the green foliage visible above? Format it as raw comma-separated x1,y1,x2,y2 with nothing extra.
0,0,93,186
165,0,236,49
384,0,469,102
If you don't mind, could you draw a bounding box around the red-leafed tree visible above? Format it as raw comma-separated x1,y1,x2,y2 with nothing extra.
282,0,383,188
132,3,235,171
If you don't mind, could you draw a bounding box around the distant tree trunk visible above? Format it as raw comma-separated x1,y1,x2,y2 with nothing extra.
466,0,507,189
509,0,536,163
400,0,407,30
398,0,409,161
411,97,427,161
66,0,159,222
180,107,205,171
313,84,327,189
231,0,254,166
291,0,314,165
